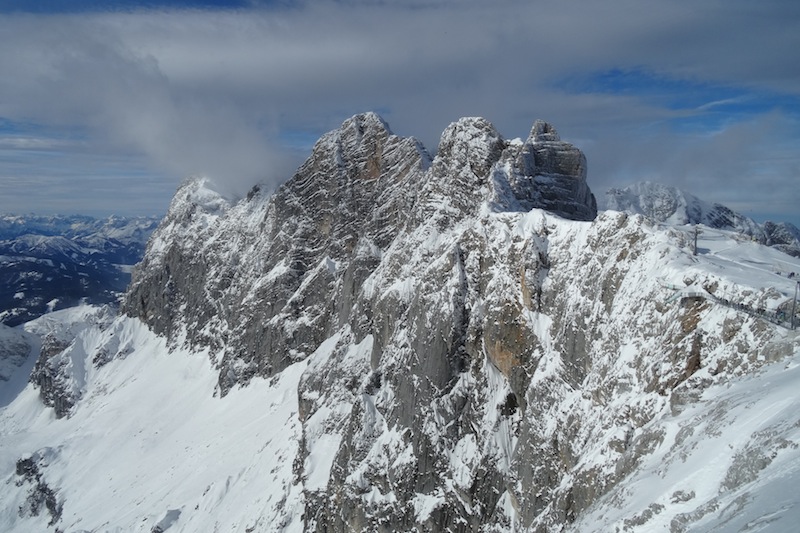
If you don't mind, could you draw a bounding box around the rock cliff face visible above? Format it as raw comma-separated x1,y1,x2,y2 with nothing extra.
118,114,797,531
124,113,596,395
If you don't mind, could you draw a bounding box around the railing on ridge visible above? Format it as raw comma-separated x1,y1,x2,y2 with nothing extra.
660,281,797,330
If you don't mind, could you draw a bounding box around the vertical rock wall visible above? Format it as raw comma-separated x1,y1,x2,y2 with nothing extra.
120,113,793,531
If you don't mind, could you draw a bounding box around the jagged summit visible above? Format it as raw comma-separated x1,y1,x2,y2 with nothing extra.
172,113,596,226
304,113,597,223
311,112,396,167
435,116,504,178
339,110,392,139
529,119,560,142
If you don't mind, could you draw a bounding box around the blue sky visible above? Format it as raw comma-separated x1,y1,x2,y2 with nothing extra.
0,0,798,226
560,68,799,123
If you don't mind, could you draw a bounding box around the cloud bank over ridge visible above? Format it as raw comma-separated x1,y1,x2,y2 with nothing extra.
0,0,798,222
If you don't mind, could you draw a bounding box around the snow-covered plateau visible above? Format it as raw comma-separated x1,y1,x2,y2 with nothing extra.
1,113,800,532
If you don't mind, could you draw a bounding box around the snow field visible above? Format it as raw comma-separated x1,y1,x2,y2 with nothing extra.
0,308,307,533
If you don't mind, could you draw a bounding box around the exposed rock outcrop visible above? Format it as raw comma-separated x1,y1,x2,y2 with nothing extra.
15,449,63,527
28,305,116,418
118,113,796,531
511,120,596,220
29,334,74,418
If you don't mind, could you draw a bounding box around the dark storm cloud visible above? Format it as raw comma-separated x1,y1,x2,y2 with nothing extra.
0,0,798,221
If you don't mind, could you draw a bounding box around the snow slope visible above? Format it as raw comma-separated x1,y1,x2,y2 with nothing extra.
1,306,306,533
575,351,800,532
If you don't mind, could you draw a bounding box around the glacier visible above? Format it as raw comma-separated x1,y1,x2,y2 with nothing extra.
1,113,799,532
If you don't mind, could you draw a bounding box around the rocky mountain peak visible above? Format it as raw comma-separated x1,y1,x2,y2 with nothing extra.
283,112,430,251
166,176,232,223
312,112,395,181
521,119,586,183
435,116,505,178
529,119,561,143
338,111,392,142
414,117,506,226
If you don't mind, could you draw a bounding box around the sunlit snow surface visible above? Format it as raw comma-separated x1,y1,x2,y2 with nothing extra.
0,211,799,532
574,353,800,532
0,306,306,532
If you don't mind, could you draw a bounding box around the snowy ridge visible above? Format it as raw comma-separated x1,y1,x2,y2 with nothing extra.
603,181,761,232
604,181,800,257
1,114,799,531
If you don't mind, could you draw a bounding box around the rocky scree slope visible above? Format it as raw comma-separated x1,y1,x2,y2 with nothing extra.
120,113,797,531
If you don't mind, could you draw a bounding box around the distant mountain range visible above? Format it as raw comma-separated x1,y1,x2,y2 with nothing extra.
0,214,159,326
604,181,800,257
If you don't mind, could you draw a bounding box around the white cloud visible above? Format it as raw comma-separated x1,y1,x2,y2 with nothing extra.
0,1,798,221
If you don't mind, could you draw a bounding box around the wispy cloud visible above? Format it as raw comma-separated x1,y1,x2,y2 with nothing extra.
0,0,798,223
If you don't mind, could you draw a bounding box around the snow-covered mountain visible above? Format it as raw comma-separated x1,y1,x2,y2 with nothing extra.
1,113,799,532
604,181,800,257
763,220,800,258
0,214,159,326
0,214,159,263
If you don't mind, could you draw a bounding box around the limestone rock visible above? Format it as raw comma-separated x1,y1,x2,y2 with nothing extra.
119,113,798,531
